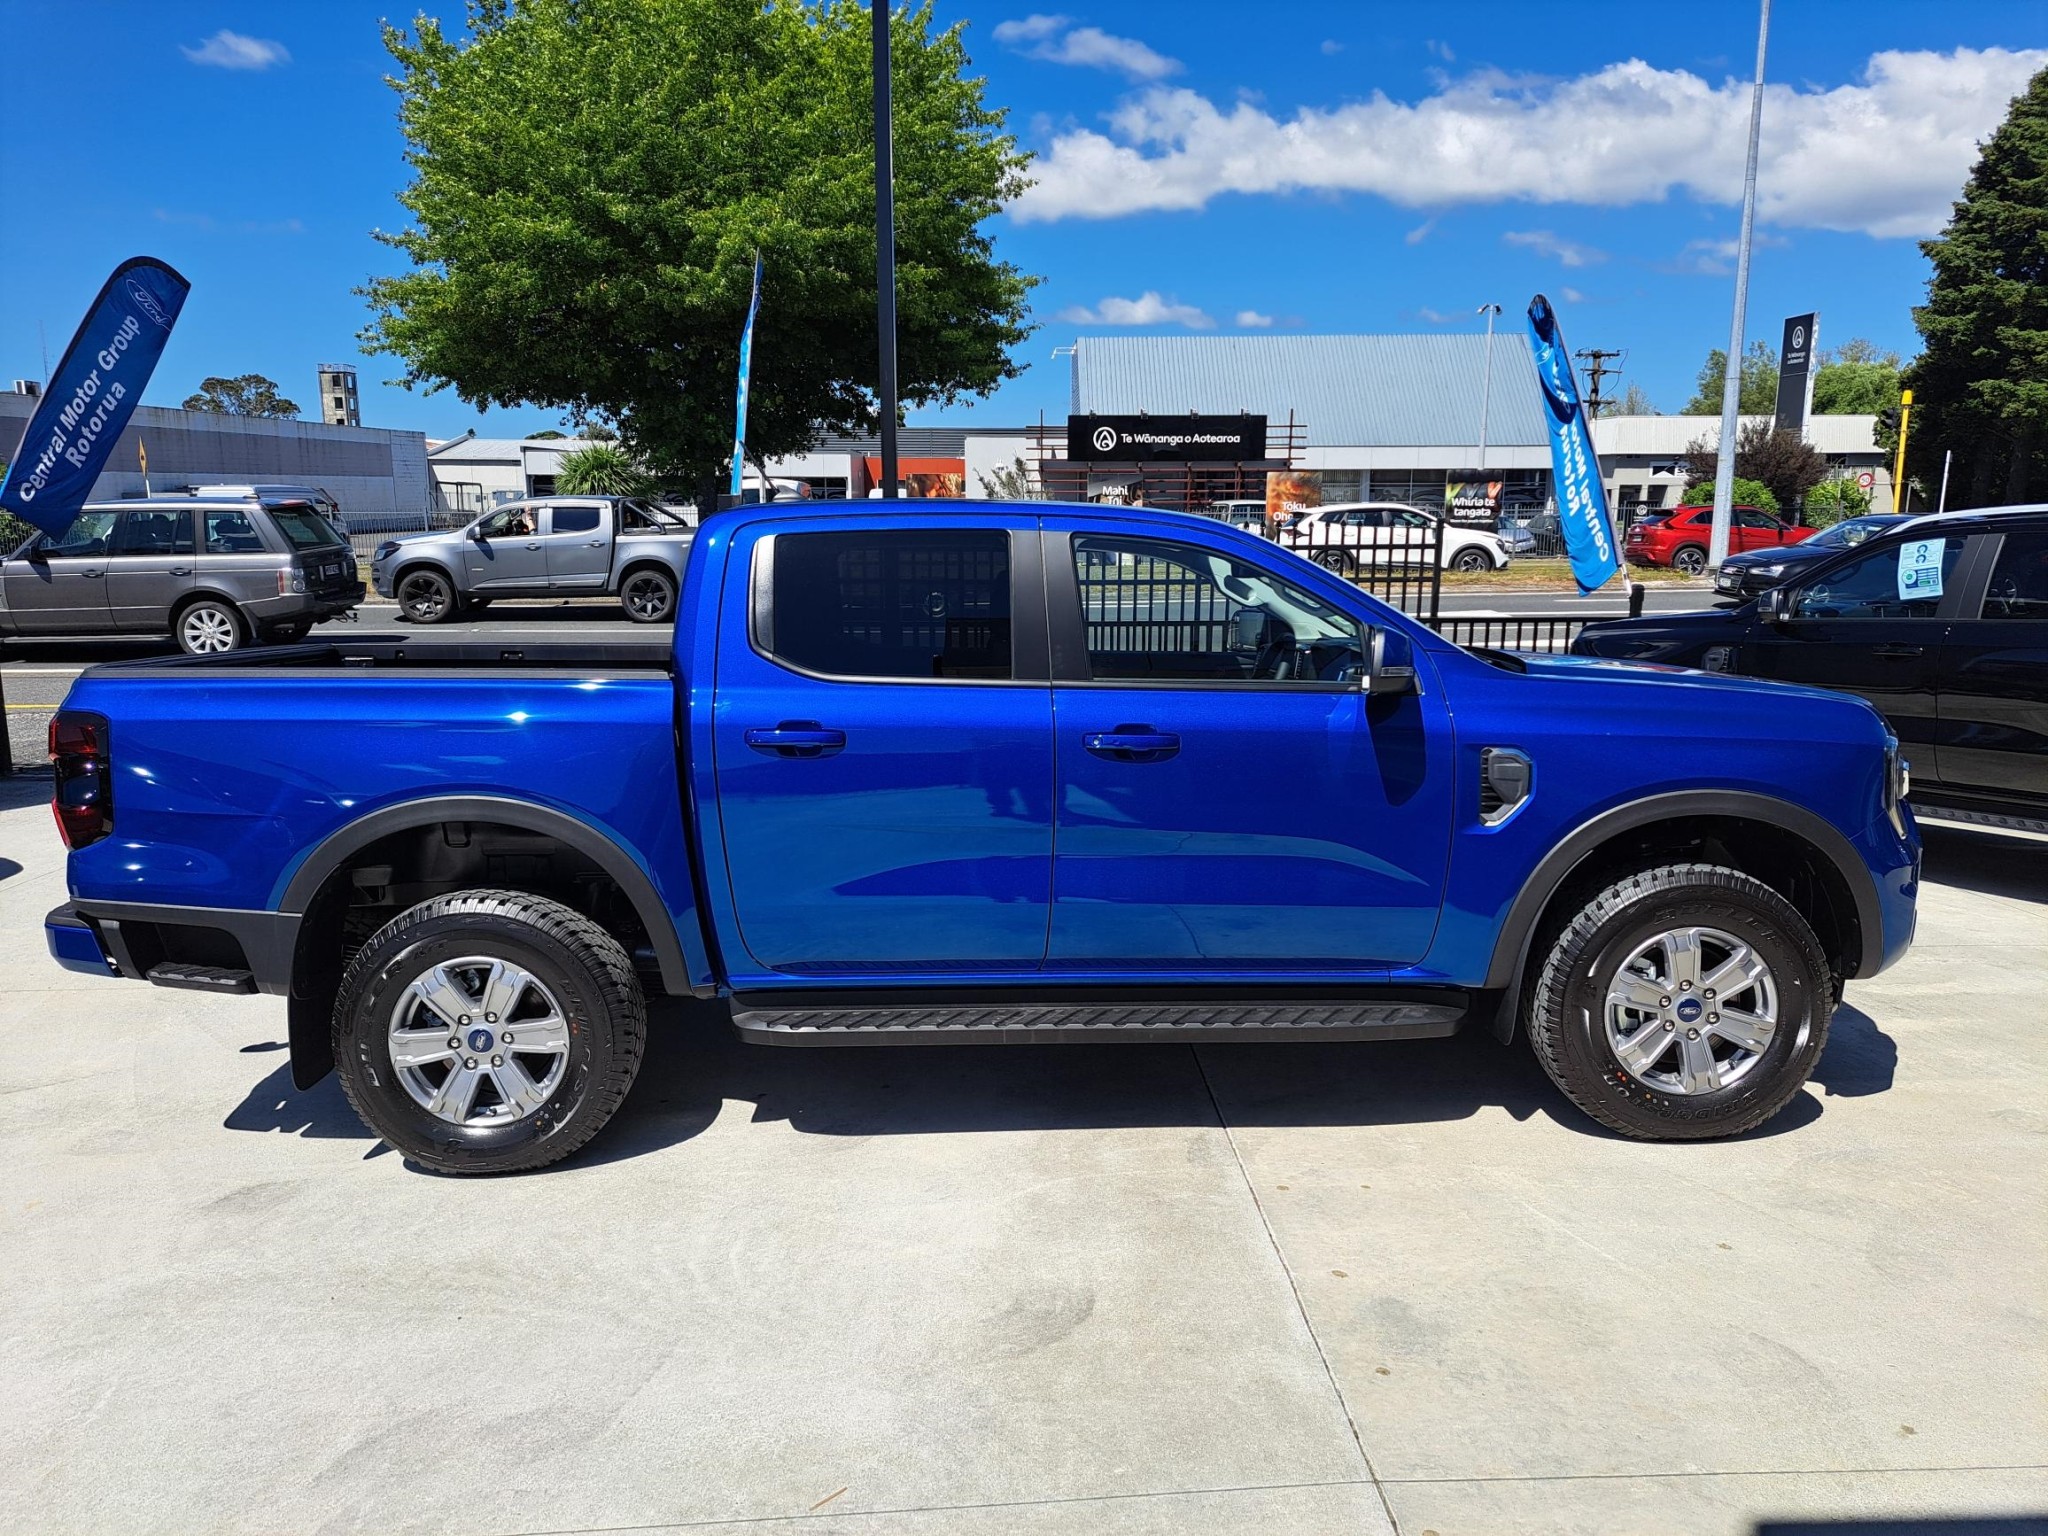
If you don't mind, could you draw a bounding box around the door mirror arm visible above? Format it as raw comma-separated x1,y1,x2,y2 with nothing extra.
1760,587,1794,625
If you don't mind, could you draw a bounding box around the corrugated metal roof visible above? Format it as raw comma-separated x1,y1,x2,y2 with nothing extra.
1070,334,1549,449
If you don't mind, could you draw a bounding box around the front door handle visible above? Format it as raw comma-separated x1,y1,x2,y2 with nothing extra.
167,566,192,576
745,722,846,758
80,568,103,578
525,541,542,550
1873,644,1924,658
586,539,604,547
1084,727,1181,763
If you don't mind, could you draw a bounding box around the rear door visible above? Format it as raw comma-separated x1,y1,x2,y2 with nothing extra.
1042,517,1452,972
1732,507,1779,554
542,502,613,590
1,511,117,633
710,515,1054,978
1935,527,2048,812
462,504,551,592
107,508,197,630
1743,531,1970,780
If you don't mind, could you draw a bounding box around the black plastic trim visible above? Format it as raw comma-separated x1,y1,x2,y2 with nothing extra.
69,898,297,993
1482,790,1887,1039
277,795,693,997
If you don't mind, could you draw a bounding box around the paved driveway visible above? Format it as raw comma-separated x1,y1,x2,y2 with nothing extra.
2,777,2043,1535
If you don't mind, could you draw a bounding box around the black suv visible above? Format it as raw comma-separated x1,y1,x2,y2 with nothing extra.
1574,505,2048,839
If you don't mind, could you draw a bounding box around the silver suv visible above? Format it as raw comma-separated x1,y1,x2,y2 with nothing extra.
0,489,363,654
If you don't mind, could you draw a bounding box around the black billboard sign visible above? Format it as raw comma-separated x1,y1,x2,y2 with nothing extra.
1068,413,1267,463
1775,312,1818,436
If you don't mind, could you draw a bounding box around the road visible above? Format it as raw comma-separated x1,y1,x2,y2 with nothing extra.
2,585,1720,766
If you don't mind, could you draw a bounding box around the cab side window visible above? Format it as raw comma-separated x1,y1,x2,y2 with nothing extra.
112,510,195,557
551,506,602,535
1793,535,1966,620
478,506,538,539
203,511,266,554
765,529,1012,680
1983,531,2048,619
1071,534,1365,684
1735,508,1778,530
41,511,120,558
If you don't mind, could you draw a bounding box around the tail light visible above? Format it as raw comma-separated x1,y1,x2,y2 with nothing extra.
278,569,308,595
49,710,113,849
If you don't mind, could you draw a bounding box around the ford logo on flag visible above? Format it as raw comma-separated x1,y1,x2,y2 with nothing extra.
126,278,172,328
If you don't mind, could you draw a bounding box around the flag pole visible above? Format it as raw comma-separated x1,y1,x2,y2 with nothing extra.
1709,0,1771,573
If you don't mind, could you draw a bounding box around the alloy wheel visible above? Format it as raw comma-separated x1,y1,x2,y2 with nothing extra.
623,572,674,621
179,605,239,654
398,572,451,622
387,956,572,1126
1603,924,1780,1095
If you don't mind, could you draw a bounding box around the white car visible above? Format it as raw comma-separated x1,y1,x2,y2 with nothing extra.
1283,502,1510,574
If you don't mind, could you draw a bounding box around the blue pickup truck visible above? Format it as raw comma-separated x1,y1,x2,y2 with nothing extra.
43,503,1920,1172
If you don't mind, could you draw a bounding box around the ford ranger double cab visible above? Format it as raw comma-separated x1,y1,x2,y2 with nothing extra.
44,503,1920,1173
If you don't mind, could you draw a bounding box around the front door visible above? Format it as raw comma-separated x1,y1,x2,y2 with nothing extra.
1743,531,1969,783
107,508,197,630
1937,527,2048,810
542,502,613,590
1,511,117,633
711,518,1054,979
463,504,552,592
1043,521,1452,972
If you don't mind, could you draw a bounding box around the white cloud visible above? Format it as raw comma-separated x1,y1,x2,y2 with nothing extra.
993,15,1179,81
1416,307,1458,325
1011,46,2048,239
1559,286,1586,304
1233,309,1275,327
1503,229,1607,267
181,29,290,69
1055,291,1215,328
1404,218,1435,245
1426,39,1455,63
1659,231,1788,275
1320,40,1344,57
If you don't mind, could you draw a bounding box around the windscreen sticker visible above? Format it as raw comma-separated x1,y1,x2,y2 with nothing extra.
1897,539,1945,602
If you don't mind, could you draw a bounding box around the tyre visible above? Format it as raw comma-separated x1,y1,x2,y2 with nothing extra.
620,566,677,623
396,567,458,624
1450,546,1492,574
174,598,245,656
332,890,647,1174
1310,548,1352,575
1525,863,1831,1140
1672,544,1708,577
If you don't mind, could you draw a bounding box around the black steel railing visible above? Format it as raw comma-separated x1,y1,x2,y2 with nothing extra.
1428,615,1589,654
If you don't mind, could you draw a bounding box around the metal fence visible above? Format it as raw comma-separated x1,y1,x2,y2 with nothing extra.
1428,615,1588,654
1277,517,1444,622
336,509,469,557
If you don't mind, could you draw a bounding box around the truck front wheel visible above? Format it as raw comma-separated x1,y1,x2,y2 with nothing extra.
331,890,646,1174
396,568,458,624
1526,863,1832,1140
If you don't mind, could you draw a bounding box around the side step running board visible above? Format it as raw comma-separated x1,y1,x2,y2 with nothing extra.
1913,804,2048,842
732,997,1466,1047
146,962,258,995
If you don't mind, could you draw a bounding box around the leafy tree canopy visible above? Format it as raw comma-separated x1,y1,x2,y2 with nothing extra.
182,374,301,417
1903,64,2048,507
1802,477,1873,528
361,0,1037,497
1615,381,1658,416
555,441,652,496
1682,341,1778,415
1681,419,1828,514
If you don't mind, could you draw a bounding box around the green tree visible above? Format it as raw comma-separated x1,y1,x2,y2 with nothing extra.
1801,478,1873,528
1680,419,1826,514
1682,340,1777,414
361,0,1036,504
1902,64,2048,507
1615,381,1658,415
182,374,300,417
1681,475,1779,517
555,441,652,496
975,455,1039,498
1811,340,1904,415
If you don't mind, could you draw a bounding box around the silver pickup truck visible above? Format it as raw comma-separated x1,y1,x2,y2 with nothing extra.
371,496,694,623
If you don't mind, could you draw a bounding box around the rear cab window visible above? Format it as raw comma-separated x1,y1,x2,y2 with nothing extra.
760,529,1012,680
551,505,603,535
266,505,346,549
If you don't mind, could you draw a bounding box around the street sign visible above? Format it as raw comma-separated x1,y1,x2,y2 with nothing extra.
1856,471,1875,491
1774,312,1818,436
1067,414,1266,463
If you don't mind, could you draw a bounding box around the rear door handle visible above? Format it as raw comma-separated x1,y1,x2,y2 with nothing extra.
1084,728,1181,763
585,540,604,547
167,566,192,576
1873,644,1924,658
744,722,846,758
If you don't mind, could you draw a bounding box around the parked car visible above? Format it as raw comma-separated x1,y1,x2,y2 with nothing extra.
1713,514,1914,600
1574,504,2048,839
46,501,1917,1171
1285,502,1510,573
1625,504,1816,576
370,495,693,624
0,488,362,655
1204,499,1271,535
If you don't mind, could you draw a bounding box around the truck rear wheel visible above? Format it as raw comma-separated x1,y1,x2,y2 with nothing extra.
331,890,646,1174
620,567,676,623
1525,863,1832,1140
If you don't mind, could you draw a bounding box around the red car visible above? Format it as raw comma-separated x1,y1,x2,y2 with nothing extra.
1624,504,1816,576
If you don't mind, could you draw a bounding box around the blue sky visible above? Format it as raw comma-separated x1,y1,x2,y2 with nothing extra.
2,1,2044,441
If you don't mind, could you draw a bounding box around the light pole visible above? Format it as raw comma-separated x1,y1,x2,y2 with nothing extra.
1709,0,1771,572
1475,303,1501,472
872,0,900,498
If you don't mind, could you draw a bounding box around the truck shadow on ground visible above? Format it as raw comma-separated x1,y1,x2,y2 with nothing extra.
222,991,1903,1170
1918,823,2048,904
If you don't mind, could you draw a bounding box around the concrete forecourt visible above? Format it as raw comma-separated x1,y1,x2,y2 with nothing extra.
2,769,2042,1534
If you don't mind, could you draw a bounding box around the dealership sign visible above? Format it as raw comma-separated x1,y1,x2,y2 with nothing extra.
1525,293,1620,596
1444,476,1503,526
1068,414,1266,463
1775,311,1819,437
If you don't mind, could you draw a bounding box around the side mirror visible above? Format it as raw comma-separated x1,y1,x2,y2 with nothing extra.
1760,586,1794,624
1366,627,1417,696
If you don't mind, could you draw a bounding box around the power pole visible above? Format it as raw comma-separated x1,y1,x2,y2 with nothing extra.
1573,349,1625,420
1712,0,1772,571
